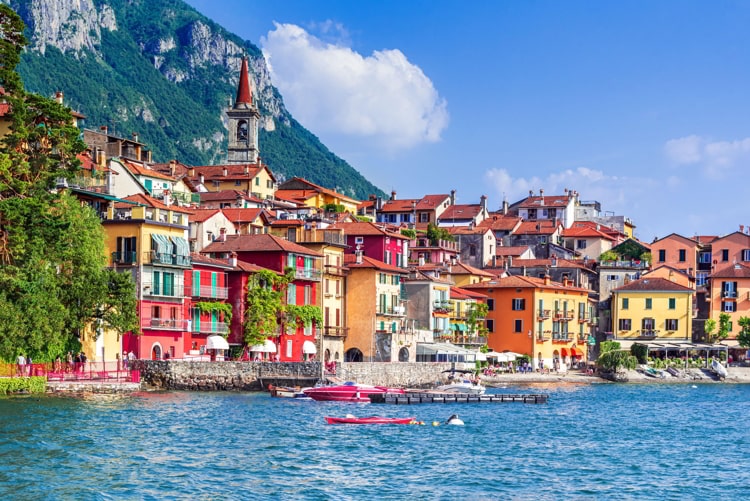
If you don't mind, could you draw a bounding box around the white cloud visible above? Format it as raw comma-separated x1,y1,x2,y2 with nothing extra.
261,22,448,149
664,135,750,178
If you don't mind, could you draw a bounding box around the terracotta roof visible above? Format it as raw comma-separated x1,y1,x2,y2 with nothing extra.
151,160,191,179
344,254,407,273
478,214,522,231
221,208,267,224
77,152,112,173
449,261,495,277
710,263,750,279
652,233,699,246
121,159,175,182
438,204,483,221
269,219,304,227
190,252,234,269
417,194,451,210
188,164,275,183
235,260,274,273
517,195,572,209
561,226,616,240
0,102,10,116
451,286,488,300
407,268,453,284
508,258,592,270
357,199,377,211
332,221,408,239
644,264,691,278
446,226,492,236
379,198,420,213
236,56,253,105
463,274,588,293
277,177,359,204
189,208,222,223
494,246,527,257
202,233,322,256
116,193,193,213
695,235,719,244
513,220,560,235
613,277,694,292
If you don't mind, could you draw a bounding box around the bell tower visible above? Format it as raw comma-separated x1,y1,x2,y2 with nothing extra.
226,56,260,164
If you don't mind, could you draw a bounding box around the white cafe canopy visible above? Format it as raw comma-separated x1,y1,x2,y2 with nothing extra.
302,340,317,354
251,339,277,353
206,335,229,350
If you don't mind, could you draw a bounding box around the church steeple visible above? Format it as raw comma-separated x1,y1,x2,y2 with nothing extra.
235,56,252,106
226,55,260,164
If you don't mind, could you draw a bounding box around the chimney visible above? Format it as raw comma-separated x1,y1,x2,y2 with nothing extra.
544,274,551,285
95,148,106,166
199,174,205,185
418,255,425,266
223,167,228,177
391,190,397,201
741,225,745,233
376,196,383,210
480,195,487,212
55,91,63,104
188,168,195,177
563,278,572,288
529,190,533,197
450,190,456,205
220,227,227,241
502,196,509,215
100,125,108,134
355,250,363,264
132,132,139,143
169,160,177,176
244,165,249,175
229,251,238,267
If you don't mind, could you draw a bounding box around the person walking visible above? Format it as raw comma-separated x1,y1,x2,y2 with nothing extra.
16,354,25,376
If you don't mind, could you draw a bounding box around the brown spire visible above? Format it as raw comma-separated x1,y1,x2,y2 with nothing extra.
235,56,252,106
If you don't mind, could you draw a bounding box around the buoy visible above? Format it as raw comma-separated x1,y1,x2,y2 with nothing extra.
432,421,440,427
445,414,464,426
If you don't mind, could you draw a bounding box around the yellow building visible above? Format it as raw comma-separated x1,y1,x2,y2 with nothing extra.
611,277,694,345
187,164,276,201
276,177,360,214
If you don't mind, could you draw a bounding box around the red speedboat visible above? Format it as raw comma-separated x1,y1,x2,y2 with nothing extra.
303,382,405,402
325,415,416,425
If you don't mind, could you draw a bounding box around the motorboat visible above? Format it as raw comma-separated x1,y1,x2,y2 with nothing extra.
711,360,728,379
303,382,405,402
643,367,666,379
436,379,486,395
269,384,311,399
325,415,416,425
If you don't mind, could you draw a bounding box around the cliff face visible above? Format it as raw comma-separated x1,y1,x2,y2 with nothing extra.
11,0,382,199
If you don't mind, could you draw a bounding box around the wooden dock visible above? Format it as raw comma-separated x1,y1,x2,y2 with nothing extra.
369,392,549,404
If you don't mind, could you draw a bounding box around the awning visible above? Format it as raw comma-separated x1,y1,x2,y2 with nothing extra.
475,352,487,361
206,335,229,350
251,339,277,353
457,324,467,331
570,347,579,357
302,340,317,354
172,236,190,257
561,348,568,357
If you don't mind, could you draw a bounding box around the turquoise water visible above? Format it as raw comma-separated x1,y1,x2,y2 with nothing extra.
1,384,748,500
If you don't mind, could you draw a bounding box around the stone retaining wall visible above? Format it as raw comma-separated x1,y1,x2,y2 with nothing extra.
47,382,142,395
132,360,462,391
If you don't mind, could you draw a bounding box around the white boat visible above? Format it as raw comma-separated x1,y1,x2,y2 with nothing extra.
436,379,486,395
711,360,728,379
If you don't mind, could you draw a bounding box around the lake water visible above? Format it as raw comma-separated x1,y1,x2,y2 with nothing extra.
1,383,748,500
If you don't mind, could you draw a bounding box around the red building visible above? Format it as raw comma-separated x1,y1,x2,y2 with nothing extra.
333,221,410,268
202,234,323,361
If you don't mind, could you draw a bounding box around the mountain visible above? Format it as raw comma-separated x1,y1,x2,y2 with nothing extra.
10,0,384,200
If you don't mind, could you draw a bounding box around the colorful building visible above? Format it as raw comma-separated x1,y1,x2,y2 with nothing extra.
335,221,410,268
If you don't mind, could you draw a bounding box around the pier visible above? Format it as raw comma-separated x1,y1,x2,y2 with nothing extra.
370,392,549,404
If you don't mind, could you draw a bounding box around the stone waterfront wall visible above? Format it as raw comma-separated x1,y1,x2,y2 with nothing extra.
47,382,142,395
133,360,461,391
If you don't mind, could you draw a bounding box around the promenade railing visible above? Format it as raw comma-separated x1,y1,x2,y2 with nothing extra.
1,362,139,383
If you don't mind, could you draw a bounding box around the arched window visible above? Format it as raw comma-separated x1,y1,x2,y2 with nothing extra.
237,120,248,141
345,348,363,362
398,347,409,362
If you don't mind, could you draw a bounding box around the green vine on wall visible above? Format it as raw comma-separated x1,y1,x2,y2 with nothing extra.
285,305,323,333
194,301,232,323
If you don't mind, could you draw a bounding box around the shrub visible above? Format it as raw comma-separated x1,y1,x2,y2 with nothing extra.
0,377,46,395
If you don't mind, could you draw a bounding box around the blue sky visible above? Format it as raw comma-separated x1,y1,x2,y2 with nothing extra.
185,0,750,241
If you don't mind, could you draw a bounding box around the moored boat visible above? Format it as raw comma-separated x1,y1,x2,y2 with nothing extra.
435,380,486,395
643,367,666,379
711,360,728,379
325,415,416,425
269,384,311,399
303,382,405,402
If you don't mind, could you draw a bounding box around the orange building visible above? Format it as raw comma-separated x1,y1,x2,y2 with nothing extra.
464,275,592,370
650,233,701,276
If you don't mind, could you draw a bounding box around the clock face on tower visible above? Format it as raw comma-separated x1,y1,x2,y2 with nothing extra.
237,121,248,141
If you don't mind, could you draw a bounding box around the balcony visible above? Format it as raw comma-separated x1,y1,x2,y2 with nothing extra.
537,332,550,341
433,301,454,314
142,283,185,299
537,309,551,320
187,284,229,299
323,326,349,338
149,251,191,268
599,260,650,269
722,290,738,299
144,318,189,331
192,321,229,335
552,333,571,342
554,311,574,321
294,230,347,246
578,313,589,323
294,268,322,282
382,306,406,317
324,264,349,276
112,251,137,265
638,329,659,339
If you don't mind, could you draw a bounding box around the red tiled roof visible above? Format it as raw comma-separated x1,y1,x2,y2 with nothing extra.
344,254,407,273
478,214,522,231
710,263,750,279
463,274,588,292
446,226,492,236
561,226,616,240
507,258,592,271
438,204,482,221
277,177,359,204
0,102,11,117
221,208,266,224
116,193,193,213
151,160,191,179
517,195,572,209
379,198,420,213
332,221,408,239
695,235,719,244
495,246,531,257
188,164,275,183
202,233,323,256
417,194,451,210
121,159,175,182
451,286,488,300
269,219,304,227
613,277,694,292
513,220,560,235
190,252,235,269
449,261,495,277
652,233,699,246
189,208,221,223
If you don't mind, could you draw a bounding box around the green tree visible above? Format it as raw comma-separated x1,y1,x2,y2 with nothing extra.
597,350,637,372
737,317,750,348
426,223,455,245
466,302,489,337
243,268,293,347
600,340,621,354
716,313,731,342
598,250,619,262
704,318,716,342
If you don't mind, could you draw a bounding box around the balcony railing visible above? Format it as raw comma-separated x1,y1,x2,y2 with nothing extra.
537,309,551,320
323,326,349,338
192,321,229,335
149,251,191,267
433,301,453,314
599,260,649,269
294,268,322,281
112,251,137,265
187,284,229,299
537,332,550,341
382,306,406,317
552,333,571,342
144,318,189,331
141,282,185,299
324,264,349,276
638,329,659,339
578,314,589,323
554,311,574,321
722,290,738,299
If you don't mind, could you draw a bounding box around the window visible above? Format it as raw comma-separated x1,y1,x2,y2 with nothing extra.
287,284,297,304
668,298,676,310
512,298,526,311
665,319,678,330
607,275,618,281
622,298,629,310
420,213,429,223
384,251,391,265
325,279,330,295
722,281,738,298
304,285,312,305
487,298,494,311
723,301,737,312
235,180,242,186
514,319,523,333
469,245,477,257
267,180,273,189
379,294,387,314
576,239,587,250
255,177,260,186
392,275,400,285
658,249,666,262
642,318,655,330
743,249,750,262
722,249,729,262
678,249,686,262
696,272,708,287
645,298,652,310
486,319,494,332
699,252,712,264
354,237,364,244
